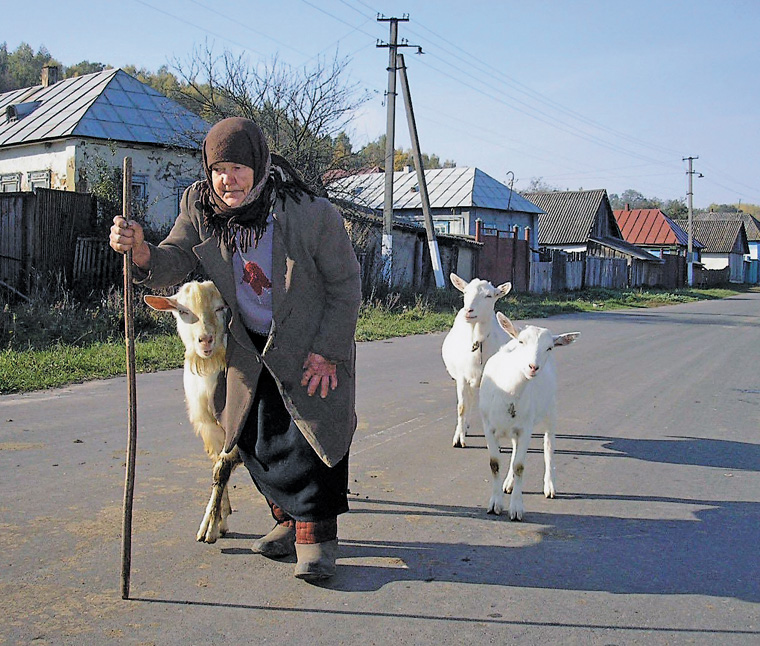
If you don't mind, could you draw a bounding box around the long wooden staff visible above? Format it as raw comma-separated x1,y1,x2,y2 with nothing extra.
120,157,138,600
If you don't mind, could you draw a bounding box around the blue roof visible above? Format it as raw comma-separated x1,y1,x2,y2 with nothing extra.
0,68,209,148
328,166,544,214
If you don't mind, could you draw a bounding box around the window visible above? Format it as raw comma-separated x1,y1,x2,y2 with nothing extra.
1,173,21,192
28,170,51,191
131,174,149,215
434,222,450,234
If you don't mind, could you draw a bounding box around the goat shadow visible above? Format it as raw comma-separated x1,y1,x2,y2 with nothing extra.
319,493,760,601
214,434,759,601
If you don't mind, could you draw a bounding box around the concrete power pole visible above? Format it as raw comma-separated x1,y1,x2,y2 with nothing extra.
377,14,409,286
397,53,445,288
683,155,699,287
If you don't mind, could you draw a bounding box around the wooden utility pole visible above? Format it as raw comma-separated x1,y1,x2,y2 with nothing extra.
396,53,444,288
683,155,699,287
377,14,409,286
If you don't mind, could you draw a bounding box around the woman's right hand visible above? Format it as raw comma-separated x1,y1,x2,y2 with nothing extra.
110,216,150,268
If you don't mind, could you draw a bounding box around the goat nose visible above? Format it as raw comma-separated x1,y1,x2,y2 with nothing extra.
529,364,539,373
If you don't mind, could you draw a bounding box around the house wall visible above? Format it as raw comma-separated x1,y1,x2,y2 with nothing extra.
0,139,203,230
701,253,728,271
0,141,74,191
702,252,745,282
76,140,203,229
395,206,538,247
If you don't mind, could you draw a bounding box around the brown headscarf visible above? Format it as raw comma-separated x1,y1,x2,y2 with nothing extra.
199,116,316,252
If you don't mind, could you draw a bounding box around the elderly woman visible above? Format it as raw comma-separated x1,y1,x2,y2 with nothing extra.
110,117,362,581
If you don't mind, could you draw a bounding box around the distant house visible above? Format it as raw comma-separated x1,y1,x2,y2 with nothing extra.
0,65,210,229
522,188,659,262
327,166,544,251
674,219,749,283
613,207,704,260
693,211,760,261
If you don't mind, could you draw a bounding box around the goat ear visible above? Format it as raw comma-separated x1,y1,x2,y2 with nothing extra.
144,295,177,312
450,273,467,293
553,332,580,347
495,282,512,299
496,311,519,339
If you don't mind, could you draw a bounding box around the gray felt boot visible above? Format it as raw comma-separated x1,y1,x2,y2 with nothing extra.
294,539,338,581
251,523,296,558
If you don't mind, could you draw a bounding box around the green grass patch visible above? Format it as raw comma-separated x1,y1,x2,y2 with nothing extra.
0,285,752,394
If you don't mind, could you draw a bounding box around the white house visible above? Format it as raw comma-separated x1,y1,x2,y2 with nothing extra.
327,166,544,252
0,65,210,229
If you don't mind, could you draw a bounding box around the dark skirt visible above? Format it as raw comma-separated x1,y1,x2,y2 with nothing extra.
237,332,349,522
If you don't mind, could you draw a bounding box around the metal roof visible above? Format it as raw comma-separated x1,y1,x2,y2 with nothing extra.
614,208,704,248
327,167,544,214
0,68,209,149
693,211,760,242
673,219,749,254
523,189,610,245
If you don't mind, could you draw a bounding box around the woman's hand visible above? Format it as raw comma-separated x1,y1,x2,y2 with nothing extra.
301,352,338,399
110,216,150,268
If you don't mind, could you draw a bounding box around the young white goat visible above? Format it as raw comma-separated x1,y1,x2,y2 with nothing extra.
441,273,512,447
144,280,241,543
479,313,579,521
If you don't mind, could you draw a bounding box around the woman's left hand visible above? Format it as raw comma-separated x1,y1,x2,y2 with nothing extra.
301,352,338,399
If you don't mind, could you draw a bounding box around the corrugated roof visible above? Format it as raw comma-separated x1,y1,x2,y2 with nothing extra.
327,167,544,213
0,68,209,148
693,211,760,241
673,219,749,254
614,208,704,248
523,189,608,245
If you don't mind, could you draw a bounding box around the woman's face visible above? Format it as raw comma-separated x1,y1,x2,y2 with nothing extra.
210,162,255,208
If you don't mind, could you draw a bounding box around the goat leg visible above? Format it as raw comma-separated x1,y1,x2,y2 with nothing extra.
197,449,238,543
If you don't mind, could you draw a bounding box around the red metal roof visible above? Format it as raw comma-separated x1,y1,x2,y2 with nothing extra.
614,209,691,246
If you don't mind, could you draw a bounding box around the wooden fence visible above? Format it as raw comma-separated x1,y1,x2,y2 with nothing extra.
72,237,122,291
531,250,686,292
0,189,96,299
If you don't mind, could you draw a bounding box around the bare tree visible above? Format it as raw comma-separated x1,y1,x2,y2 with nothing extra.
171,43,370,192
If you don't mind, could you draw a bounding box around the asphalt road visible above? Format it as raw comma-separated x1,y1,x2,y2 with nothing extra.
1,292,759,645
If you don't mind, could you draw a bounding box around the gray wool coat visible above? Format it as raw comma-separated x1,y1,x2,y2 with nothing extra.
136,183,362,467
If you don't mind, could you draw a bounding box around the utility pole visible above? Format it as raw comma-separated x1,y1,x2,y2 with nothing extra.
683,155,699,287
396,53,445,288
377,14,410,286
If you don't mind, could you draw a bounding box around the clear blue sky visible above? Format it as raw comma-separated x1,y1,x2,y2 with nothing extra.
4,0,759,208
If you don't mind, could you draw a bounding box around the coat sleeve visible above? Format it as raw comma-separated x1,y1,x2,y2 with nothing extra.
308,199,362,363
133,185,202,288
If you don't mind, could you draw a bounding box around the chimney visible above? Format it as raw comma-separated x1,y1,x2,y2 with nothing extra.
625,203,630,210
41,65,59,87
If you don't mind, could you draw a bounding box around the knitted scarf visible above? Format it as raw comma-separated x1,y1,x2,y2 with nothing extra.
199,117,315,252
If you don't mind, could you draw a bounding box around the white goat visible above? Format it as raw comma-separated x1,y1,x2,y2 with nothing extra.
441,273,512,447
144,280,241,543
479,313,579,520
